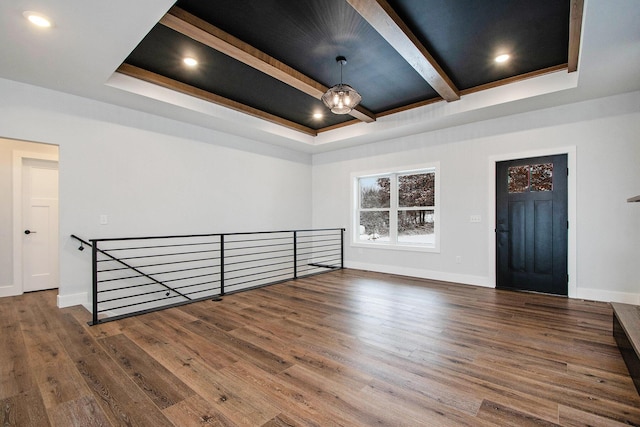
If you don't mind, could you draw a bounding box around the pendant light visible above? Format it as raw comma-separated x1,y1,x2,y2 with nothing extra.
321,56,362,114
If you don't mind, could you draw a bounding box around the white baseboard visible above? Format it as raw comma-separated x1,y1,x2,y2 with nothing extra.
345,261,494,288
576,288,640,305
0,283,21,298
57,291,89,309
345,263,640,304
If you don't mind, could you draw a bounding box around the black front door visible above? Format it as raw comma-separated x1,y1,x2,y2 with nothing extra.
496,154,568,295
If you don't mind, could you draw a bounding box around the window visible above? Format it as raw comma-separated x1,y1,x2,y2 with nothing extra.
353,165,439,251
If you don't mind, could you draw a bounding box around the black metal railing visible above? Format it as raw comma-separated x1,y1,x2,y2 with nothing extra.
71,228,344,325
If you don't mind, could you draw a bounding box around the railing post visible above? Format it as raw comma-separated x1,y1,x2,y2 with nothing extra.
91,239,99,325
340,228,345,269
293,231,298,279
220,234,225,296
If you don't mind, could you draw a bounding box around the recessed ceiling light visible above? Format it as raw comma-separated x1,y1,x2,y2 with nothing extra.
313,112,323,119
23,11,52,28
495,54,510,63
183,57,198,67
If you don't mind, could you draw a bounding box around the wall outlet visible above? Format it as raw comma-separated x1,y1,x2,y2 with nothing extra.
455,256,462,264
470,215,481,223
99,214,108,225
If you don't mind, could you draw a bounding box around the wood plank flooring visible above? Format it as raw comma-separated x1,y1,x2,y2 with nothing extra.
2,269,639,426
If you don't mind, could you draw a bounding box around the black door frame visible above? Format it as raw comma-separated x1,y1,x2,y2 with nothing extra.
489,148,576,297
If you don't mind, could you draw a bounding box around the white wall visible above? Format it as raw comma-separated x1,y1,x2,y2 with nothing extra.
2,76,638,308
0,138,58,288
0,78,313,307
312,91,640,304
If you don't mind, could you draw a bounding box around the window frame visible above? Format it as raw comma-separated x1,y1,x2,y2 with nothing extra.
351,163,440,253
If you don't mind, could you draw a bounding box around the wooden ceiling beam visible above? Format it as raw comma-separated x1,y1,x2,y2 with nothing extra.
346,0,460,102
160,6,376,123
568,0,584,73
116,63,318,136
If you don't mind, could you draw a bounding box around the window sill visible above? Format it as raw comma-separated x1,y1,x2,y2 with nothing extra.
350,241,440,253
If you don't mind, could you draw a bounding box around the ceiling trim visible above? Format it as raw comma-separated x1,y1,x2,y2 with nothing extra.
346,0,460,102
568,0,584,73
377,96,443,118
459,64,569,96
117,63,319,136
318,118,360,134
160,6,377,124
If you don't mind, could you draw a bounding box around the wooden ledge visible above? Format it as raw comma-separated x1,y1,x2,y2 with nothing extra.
612,302,640,395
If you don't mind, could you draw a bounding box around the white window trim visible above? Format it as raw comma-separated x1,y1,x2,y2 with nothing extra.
350,162,440,253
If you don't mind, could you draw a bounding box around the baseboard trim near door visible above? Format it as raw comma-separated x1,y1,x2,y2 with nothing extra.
577,288,640,305
0,283,21,298
345,262,494,288
57,291,89,309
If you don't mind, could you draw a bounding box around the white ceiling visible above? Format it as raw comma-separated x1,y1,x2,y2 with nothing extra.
1,0,639,153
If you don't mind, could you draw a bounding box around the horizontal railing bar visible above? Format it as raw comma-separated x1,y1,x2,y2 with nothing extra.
224,259,291,274
296,236,341,242
172,280,222,292
224,236,292,244
298,248,341,257
298,240,341,246
225,265,294,282
301,255,342,264
98,272,221,293
104,241,220,252
90,228,343,243
224,242,292,251
117,265,219,283
296,233,342,239
225,271,294,289
98,256,221,272
97,249,220,262
97,265,217,283
298,242,340,250
298,246,340,254
224,253,293,266
223,248,292,259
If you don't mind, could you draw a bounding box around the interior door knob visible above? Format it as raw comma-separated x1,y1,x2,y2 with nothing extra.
24,229,37,235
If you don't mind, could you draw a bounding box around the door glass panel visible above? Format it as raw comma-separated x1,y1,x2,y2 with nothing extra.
508,163,554,193
530,163,553,192
508,166,529,193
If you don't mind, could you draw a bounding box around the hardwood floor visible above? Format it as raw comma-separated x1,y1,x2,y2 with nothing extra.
2,269,639,426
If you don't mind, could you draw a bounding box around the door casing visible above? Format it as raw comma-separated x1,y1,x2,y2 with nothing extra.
488,147,576,297
8,150,59,297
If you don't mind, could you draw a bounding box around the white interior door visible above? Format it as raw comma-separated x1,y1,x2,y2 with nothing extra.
22,158,59,292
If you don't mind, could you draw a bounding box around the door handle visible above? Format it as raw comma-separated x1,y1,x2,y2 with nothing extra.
24,229,37,235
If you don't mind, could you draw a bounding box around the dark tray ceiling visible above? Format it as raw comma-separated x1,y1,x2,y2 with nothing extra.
121,0,574,135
